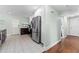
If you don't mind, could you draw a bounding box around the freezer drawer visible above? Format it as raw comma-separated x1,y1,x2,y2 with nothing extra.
32,32,41,43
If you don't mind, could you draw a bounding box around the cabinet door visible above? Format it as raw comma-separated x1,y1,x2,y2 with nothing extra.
0,32,1,40
1,30,6,44
20,28,29,35
0,32,2,44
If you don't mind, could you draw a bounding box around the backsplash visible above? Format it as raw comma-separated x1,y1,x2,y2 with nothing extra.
19,17,30,28
19,24,29,28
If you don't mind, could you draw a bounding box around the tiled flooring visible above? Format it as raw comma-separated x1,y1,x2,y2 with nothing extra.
0,35,44,53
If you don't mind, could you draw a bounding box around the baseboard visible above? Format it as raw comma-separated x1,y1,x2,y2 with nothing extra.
7,33,20,37
68,34,79,37
61,35,67,39
43,39,61,52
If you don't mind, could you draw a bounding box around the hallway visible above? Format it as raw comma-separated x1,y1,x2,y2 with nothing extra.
0,35,43,53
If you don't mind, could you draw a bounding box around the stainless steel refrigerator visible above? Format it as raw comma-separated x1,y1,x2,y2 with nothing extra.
31,16,41,44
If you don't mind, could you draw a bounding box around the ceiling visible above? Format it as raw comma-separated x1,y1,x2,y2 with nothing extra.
51,5,79,15
0,5,40,18
0,5,79,19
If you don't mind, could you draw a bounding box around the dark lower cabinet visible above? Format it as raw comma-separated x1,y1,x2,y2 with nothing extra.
0,32,1,42
0,29,7,44
20,28,30,35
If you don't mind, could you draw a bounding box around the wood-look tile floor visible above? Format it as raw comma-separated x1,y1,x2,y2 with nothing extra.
44,35,79,53
0,35,44,53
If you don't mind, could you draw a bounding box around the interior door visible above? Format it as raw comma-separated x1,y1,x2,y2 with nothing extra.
69,17,79,36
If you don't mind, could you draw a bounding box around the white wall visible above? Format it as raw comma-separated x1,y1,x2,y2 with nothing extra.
68,16,79,36
60,14,76,38
0,15,19,35
44,6,61,49
0,15,20,36
19,17,29,25
0,14,31,36
67,14,79,36
60,12,79,37
33,6,61,50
